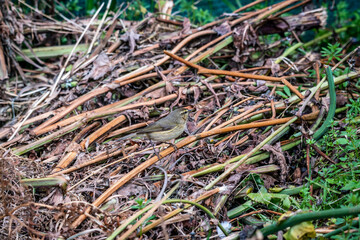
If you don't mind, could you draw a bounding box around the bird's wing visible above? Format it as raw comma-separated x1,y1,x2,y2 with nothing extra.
136,120,173,133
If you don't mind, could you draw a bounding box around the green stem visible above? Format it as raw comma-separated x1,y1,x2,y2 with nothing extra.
283,70,360,108
278,184,320,196
13,121,83,155
261,206,360,237
313,67,336,140
303,27,347,48
324,220,359,238
107,184,179,240
16,44,89,61
192,140,301,178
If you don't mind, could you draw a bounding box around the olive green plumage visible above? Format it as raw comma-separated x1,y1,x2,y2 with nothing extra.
121,108,190,142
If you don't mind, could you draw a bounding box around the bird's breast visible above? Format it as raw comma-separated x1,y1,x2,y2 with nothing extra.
147,124,185,142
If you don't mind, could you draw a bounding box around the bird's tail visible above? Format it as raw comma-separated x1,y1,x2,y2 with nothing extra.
115,132,137,141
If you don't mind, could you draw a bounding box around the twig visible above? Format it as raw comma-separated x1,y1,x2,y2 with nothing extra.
198,68,282,81
205,117,298,190
86,0,112,55
49,3,104,97
8,91,49,141
70,115,313,228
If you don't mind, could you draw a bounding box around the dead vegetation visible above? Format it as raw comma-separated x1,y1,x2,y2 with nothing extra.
1,0,360,239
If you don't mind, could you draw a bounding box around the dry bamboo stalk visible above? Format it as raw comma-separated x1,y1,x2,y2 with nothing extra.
214,103,264,130
32,31,216,134
49,145,138,177
70,113,318,228
281,78,304,99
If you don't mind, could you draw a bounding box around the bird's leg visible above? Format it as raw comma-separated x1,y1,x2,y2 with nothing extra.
160,140,178,169
167,139,178,152
150,139,161,160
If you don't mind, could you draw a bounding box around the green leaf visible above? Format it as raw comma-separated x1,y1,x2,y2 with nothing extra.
227,200,253,218
247,191,290,207
283,197,291,209
276,91,289,99
326,178,337,184
284,86,291,97
342,180,360,191
247,192,272,204
259,186,267,193
335,218,346,225
335,138,349,145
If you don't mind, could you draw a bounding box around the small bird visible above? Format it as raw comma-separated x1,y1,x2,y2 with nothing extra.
120,107,190,142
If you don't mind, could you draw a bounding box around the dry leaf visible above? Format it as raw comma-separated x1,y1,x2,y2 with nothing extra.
84,53,113,80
